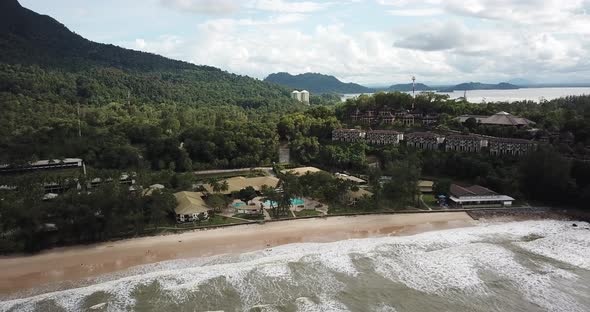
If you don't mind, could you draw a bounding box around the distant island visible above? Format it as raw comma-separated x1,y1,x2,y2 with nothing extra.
264,72,374,94
438,82,520,92
389,83,433,92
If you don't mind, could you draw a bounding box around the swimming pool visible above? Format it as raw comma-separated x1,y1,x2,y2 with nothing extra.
232,202,246,207
263,198,304,207
291,198,305,205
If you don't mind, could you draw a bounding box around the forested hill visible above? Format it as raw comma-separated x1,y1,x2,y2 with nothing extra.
264,72,374,94
0,0,294,106
389,83,433,92
439,82,519,92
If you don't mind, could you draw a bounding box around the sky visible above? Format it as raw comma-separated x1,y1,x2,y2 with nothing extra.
19,0,590,86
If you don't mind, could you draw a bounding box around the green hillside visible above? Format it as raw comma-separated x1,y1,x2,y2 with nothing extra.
0,0,307,167
265,72,374,94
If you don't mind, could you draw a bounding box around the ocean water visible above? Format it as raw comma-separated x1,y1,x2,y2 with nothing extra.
1,220,590,312
342,87,590,103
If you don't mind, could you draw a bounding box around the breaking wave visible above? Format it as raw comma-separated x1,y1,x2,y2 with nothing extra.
1,220,589,312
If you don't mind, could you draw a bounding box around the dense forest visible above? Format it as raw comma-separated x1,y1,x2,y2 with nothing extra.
1,0,590,253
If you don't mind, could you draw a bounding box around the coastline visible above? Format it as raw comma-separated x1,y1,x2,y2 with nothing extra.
0,212,475,297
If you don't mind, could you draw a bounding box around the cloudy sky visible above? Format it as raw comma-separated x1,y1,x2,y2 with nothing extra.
20,0,590,85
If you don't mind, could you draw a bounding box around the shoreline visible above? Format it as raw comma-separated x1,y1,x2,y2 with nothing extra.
0,212,475,297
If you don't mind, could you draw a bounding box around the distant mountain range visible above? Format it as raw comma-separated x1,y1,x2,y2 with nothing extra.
264,72,374,94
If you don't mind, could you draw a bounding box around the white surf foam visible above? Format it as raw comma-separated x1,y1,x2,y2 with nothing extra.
1,220,588,312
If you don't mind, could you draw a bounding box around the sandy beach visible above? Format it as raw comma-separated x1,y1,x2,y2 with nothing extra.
0,212,475,297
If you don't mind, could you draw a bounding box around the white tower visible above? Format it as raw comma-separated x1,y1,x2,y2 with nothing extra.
291,90,302,102
411,76,416,110
300,90,310,105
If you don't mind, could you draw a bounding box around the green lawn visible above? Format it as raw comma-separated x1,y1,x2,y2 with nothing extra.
422,194,438,208
294,209,322,217
232,213,265,220
208,215,247,225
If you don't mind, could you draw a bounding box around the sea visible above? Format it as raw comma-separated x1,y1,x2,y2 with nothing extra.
1,220,589,312
341,87,590,103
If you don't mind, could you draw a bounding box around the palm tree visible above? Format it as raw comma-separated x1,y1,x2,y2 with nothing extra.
261,185,281,218
208,179,229,194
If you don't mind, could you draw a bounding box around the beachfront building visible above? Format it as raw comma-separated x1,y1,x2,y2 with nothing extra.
174,191,211,222
449,184,514,208
345,188,373,205
445,135,488,153
281,166,324,176
204,176,280,195
332,129,367,143
457,112,535,127
365,130,404,145
488,138,536,156
405,132,444,150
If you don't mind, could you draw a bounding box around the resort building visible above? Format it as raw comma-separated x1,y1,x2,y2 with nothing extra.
445,135,488,153
0,158,83,174
365,130,404,145
345,188,373,205
361,110,376,124
449,184,514,208
419,180,434,193
174,191,211,222
421,114,439,125
349,109,437,126
336,173,366,184
457,112,535,127
332,129,367,143
488,138,536,156
204,176,280,195
398,113,417,126
379,111,396,124
405,132,444,150
281,166,324,176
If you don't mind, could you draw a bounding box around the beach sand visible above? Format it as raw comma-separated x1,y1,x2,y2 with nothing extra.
0,212,475,296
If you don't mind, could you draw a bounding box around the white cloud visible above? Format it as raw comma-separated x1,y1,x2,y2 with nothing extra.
159,0,328,14
123,0,590,84
252,0,327,13
159,0,241,15
387,8,443,16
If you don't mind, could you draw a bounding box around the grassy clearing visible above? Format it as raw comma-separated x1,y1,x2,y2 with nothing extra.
294,209,322,217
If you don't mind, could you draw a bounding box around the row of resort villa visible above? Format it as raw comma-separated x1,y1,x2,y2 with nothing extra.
333,129,537,156
350,109,439,126
172,166,517,223
350,109,535,128
173,167,374,223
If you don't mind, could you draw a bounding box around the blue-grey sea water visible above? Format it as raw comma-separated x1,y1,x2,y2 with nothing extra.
1,220,589,312
342,87,590,103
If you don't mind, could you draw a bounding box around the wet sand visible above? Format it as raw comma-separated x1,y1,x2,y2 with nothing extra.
0,212,475,296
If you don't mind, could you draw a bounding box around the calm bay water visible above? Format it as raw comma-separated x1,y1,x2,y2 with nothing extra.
342,87,590,103
1,220,589,312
